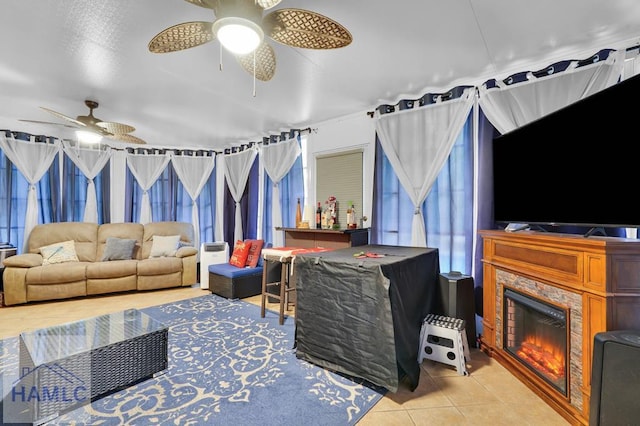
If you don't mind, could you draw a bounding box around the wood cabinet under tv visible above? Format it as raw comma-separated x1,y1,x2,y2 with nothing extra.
479,230,640,425
279,227,369,249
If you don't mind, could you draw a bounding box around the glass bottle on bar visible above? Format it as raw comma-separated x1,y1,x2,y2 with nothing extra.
316,202,322,229
295,198,302,228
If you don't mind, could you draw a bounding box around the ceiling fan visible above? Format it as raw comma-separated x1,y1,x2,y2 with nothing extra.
148,0,353,81
19,100,146,144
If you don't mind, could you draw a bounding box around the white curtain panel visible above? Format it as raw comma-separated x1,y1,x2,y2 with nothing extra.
257,151,265,241
224,147,258,242
170,153,216,250
215,155,225,242
109,150,127,223
0,134,60,252
375,88,474,247
260,137,301,247
61,141,112,223
478,50,625,134
126,152,170,224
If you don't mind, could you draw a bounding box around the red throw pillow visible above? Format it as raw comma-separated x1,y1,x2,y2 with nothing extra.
229,240,250,268
245,239,264,268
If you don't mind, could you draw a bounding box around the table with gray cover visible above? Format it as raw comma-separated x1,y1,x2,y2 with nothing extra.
294,244,441,392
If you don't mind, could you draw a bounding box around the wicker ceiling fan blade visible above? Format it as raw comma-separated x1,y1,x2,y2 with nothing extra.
107,133,147,145
263,8,353,50
236,41,276,81
18,119,79,129
39,107,86,127
183,0,281,11
256,0,282,10
183,0,216,9
148,21,215,53
97,121,136,135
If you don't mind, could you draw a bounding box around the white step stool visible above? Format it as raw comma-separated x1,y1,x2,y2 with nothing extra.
418,314,471,376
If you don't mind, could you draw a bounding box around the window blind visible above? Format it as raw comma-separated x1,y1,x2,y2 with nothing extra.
316,150,363,229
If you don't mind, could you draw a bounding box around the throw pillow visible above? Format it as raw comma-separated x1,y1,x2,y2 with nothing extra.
39,240,79,265
229,240,250,268
245,239,264,268
102,237,137,261
150,235,181,258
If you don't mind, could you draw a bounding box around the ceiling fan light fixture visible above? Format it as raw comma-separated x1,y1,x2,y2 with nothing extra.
212,17,263,55
76,130,103,144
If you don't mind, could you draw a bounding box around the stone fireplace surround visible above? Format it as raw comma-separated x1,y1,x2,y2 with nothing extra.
479,230,640,425
496,271,583,411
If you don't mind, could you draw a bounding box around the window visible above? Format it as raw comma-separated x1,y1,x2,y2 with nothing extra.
316,150,363,228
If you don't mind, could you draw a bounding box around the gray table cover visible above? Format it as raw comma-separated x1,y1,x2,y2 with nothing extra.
294,244,441,392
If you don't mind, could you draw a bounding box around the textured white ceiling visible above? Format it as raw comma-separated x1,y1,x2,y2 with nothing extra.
1,0,640,150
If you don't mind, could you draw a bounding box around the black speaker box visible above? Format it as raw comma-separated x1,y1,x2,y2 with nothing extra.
438,272,477,348
590,330,640,426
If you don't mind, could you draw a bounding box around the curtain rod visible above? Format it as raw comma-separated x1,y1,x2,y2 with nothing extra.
122,127,317,154
4,126,318,154
256,127,315,143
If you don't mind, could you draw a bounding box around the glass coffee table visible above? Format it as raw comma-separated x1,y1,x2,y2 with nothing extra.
10,309,168,425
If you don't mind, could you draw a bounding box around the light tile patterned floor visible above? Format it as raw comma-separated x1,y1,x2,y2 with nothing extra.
0,286,570,425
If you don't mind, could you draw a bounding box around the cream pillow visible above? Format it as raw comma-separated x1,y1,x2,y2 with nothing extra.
39,240,79,265
150,235,181,257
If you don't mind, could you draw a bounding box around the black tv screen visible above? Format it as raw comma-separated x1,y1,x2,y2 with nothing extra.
492,72,640,231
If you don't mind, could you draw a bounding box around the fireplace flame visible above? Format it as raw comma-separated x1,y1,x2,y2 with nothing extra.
516,340,565,380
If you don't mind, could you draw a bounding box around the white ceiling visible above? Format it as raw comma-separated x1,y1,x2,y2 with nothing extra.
2,0,640,150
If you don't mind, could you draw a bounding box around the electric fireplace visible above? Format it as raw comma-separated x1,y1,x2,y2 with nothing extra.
480,230,640,424
503,288,568,396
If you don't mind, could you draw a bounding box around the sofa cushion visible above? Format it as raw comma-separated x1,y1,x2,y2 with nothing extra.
28,222,98,262
141,222,194,259
39,240,79,265
26,262,88,284
87,259,138,278
150,235,181,257
245,239,264,268
3,253,43,268
137,256,183,276
209,262,263,279
176,246,198,258
101,237,137,261
97,222,143,261
229,240,250,267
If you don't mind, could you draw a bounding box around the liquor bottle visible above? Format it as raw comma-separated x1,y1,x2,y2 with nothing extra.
295,198,302,228
348,204,357,229
316,202,322,229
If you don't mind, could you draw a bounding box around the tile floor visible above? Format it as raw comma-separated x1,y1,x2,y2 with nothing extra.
0,285,570,425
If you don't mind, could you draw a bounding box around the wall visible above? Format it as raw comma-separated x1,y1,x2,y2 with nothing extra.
305,111,376,230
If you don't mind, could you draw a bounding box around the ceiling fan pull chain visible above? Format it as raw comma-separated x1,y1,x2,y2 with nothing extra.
219,44,223,72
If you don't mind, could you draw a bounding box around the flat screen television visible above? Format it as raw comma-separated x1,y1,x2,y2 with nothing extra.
492,72,640,235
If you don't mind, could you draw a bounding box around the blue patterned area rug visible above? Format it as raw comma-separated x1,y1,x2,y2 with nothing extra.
0,294,385,425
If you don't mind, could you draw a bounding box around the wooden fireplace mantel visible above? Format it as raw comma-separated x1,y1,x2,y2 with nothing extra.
479,230,640,425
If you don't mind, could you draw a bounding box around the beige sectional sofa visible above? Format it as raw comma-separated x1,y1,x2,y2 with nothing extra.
2,221,198,306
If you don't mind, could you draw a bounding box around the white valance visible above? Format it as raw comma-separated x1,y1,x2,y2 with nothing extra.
224,148,258,242
259,137,301,247
126,152,171,224
375,88,475,247
478,50,625,134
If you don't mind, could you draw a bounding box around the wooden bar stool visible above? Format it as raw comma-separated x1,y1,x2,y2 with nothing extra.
261,248,297,325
